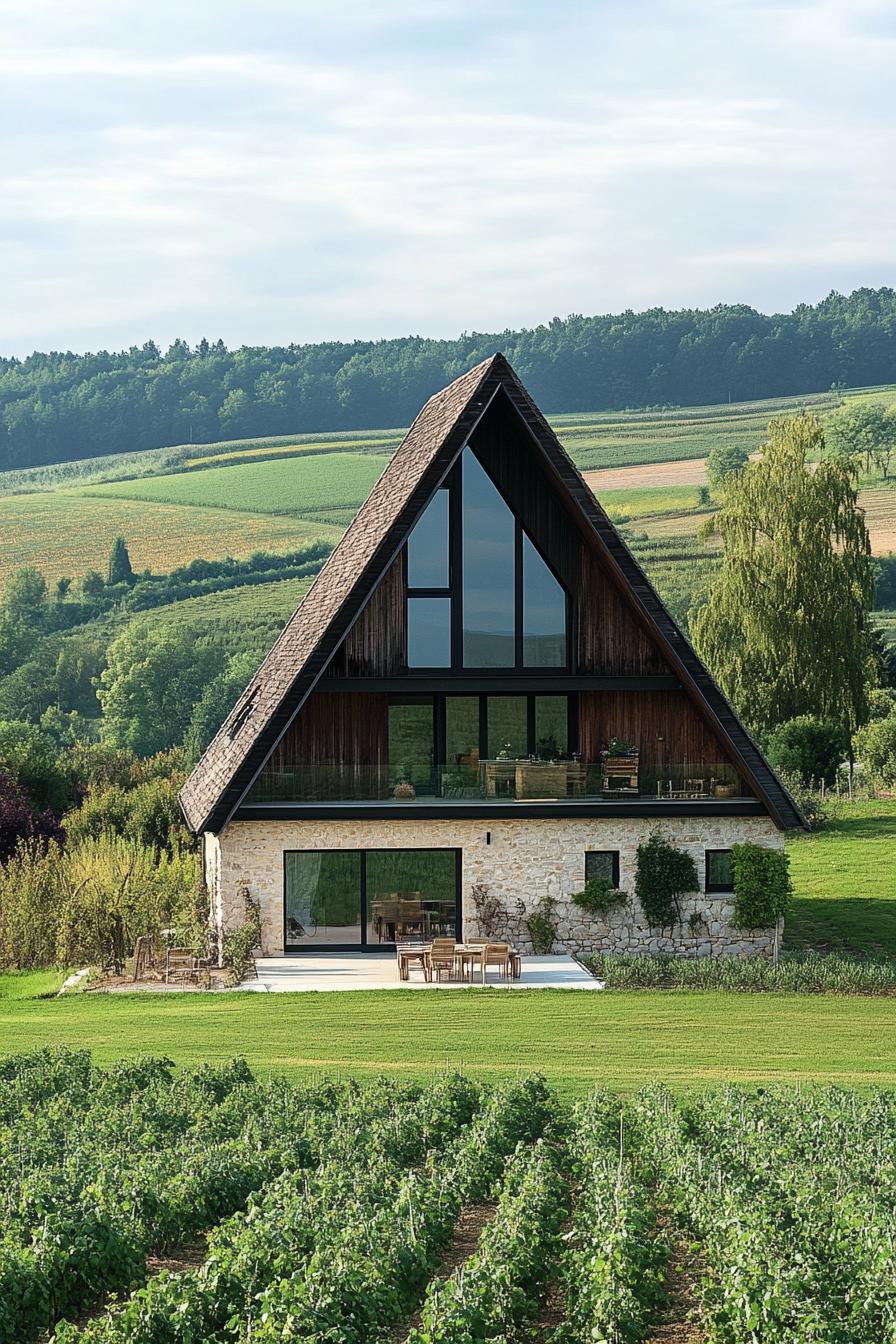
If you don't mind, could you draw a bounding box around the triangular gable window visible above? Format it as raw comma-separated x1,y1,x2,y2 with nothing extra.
405,444,568,670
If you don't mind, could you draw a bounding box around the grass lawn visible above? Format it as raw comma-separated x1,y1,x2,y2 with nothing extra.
3,987,896,1098
785,800,896,954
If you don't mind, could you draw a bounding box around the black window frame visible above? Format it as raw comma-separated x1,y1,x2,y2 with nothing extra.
585,850,620,886
403,448,571,673
283,847,462,952
705,849,735,893
400,691,575,773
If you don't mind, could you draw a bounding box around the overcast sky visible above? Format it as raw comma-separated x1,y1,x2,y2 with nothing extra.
2,0,894,355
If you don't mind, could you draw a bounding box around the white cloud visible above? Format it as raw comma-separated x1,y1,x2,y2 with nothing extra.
0,0,893,352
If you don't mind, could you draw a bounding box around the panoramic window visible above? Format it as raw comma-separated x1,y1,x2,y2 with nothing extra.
403,446,568,670
534,696,568,758
407,597,451,668
388,699,434,795
285,851,362,948
585,851,620,886
407,488,450,588
486,696,528,759
523,535,567,666
705,849,734,892
365,849,458,944
462,448,516,667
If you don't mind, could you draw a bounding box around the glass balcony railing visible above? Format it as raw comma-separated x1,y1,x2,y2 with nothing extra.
246,760,748,804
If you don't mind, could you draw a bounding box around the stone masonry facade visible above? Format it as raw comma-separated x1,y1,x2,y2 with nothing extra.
205,815,784,960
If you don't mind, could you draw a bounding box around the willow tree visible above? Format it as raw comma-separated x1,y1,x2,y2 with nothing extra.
691,413,875,736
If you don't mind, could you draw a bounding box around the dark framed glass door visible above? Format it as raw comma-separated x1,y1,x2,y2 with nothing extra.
284,848,461,952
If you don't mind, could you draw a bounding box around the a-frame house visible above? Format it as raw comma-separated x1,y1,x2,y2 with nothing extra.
180,355,803,958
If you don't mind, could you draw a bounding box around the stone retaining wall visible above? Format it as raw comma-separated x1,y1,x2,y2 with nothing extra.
205,814,784,959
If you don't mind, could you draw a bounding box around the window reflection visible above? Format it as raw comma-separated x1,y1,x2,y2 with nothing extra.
523,535,566,666
388,700,434,795
407,489,449,588
462,449,515,667
407,597,451,667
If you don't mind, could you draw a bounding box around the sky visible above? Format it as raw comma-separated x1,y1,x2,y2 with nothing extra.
1,0,894,355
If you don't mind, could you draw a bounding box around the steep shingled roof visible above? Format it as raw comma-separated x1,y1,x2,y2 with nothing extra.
180,354,805,833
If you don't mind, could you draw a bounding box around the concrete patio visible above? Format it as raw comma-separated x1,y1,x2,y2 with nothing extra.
237,952,604,992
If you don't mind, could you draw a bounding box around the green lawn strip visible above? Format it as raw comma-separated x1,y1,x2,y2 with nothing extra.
0,969,66,999
3,990,896,1096
785,801,896,953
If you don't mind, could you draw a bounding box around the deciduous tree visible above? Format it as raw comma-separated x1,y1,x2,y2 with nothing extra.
692,413,875,736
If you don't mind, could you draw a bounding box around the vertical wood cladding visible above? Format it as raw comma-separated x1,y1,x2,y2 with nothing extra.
326,553,407,676
576,546,670,676
264,692,388,773
578,689,743,777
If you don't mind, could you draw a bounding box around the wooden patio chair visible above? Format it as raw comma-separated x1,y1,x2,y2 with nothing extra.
426,938,457,983
164,947,197,985
481,943,512,983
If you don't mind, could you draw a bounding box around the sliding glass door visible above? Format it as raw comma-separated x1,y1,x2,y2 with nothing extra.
284,848,460,951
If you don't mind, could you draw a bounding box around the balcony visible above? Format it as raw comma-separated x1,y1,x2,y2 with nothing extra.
244,759,753,811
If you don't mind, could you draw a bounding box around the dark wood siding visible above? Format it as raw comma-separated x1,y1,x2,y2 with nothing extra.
578,689,745,780
264,691,388,774
326,553,406,677
576,546,669,676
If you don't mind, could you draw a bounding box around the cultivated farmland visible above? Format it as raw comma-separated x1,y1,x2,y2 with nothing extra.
0,493,340,586
76,451,393,518
6,1051,896,1344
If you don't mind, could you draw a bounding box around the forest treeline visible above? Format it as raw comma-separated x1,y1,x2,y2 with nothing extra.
3,287,896,470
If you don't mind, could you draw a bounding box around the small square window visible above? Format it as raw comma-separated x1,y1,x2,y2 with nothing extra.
585,850,620,886
705,849,734,892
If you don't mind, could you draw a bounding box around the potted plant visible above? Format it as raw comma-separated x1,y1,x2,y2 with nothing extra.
392,765,416,801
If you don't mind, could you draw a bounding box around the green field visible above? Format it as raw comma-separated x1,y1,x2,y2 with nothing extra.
0,492,340,585
76,451,393,517
3,987,896,1095
785,800,896,952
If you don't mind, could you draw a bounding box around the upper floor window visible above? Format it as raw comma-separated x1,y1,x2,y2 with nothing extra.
404,446,568,670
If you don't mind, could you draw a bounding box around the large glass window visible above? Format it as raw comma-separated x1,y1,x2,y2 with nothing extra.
535,696,568,758
285,851,361,948
407,597,451,667
462,448,516,667
523,534,566,666
487,696,528,760
388,700,434,796
366,850,458,944
407,488,449,588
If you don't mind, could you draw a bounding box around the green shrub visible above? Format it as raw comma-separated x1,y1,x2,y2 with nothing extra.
730,843,792,928
526,895,558,954
765,715,849,786
570,876,627,917
634,832,698,929
854,715,896,786
584,951,896,995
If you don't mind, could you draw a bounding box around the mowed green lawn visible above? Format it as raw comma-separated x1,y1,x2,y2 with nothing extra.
2,801,895,1096
3,988,896,1098
785,800,896,953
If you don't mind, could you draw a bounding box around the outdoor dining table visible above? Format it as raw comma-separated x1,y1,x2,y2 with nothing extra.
397,943,521,984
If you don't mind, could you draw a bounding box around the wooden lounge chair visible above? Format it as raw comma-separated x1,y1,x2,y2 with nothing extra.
481,943,512,983
164,948,197,985
427,938,457,983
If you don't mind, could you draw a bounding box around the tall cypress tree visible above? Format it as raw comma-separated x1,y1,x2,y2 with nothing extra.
107,536,135,587
692,413,875,737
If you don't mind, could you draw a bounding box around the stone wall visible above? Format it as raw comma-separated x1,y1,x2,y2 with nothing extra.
206,814,784,960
